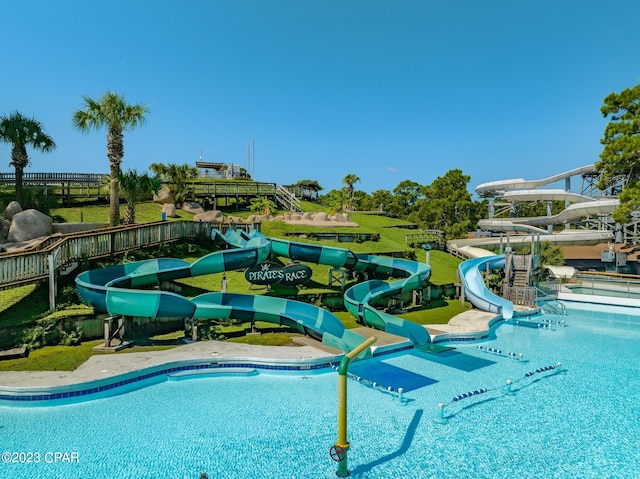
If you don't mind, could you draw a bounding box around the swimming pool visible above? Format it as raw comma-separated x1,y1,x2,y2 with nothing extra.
2,303,640,479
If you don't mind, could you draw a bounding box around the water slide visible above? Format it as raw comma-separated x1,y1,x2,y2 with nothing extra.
475,165,617,242
457,254,513,320
457,164,614,317
475,164,597,197
76,229,369,356
269,237,432,345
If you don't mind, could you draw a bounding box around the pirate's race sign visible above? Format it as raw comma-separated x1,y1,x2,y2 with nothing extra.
245,261,312,287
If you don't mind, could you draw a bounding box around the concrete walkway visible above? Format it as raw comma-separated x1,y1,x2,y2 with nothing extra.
0,311,505,390
0,341,338,390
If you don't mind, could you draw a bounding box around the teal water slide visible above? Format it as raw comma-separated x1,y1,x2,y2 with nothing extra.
269,236,432,345
76,229,368,355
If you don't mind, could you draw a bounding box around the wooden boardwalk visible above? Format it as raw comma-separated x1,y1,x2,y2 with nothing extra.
0,173,304,210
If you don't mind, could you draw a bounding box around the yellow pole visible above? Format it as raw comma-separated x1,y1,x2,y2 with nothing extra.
335,336,377,477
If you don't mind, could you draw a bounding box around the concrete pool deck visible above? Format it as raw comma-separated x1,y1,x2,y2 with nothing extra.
0,310,501,390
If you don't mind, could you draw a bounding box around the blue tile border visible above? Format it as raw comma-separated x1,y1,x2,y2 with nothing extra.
0,360,335,404
0,341,425,405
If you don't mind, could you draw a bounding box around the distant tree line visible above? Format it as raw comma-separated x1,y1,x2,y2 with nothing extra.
315,169,485,239
2,78,639,231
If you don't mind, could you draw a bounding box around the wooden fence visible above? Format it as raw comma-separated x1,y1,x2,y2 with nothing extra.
405,230,446,250
0,172,105,183
0,221,253,291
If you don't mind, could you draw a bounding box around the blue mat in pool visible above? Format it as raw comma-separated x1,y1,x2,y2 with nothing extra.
348,361,437,392
411,350,496,372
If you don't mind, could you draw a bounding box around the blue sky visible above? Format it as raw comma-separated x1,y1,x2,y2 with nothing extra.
1,0,639,196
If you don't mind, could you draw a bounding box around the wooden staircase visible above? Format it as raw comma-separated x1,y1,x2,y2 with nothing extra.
504,268,536,305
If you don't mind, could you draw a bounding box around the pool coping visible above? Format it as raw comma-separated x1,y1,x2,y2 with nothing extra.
0,311,510,404
0,340,421,404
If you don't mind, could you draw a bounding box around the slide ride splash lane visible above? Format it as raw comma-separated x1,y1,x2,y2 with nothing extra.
461,164,620,317
269,236,432,345
458,255,514,320
75,229,369,356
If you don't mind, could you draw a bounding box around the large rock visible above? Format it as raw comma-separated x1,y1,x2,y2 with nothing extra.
313,212,329,222
153,184,174,204
0,219,9,243
4,201,22,220
162,203,177,218
194,210,224,222
7,209,53,243
182,201,205,215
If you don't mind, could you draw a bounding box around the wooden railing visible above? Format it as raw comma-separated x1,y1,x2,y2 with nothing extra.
0,172,105,184
0,221,253,290
405,230,446,249
187,181,278,197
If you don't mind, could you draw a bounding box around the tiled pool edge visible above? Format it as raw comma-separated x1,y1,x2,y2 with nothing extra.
0,355,343,404
0,343,419,404
0,316,508,405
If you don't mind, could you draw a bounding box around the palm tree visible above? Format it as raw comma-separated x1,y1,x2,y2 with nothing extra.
539,241,564,266
327,189,349,216
118,170,162,224
341,173,360,211
149,163,198,207
72,92,149,226
249,196,277,215
342,173,360,195
0,112,56,205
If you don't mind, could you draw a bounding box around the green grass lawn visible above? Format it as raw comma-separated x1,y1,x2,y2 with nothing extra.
50,201,195,223
0,339,181,372
0,201,470,371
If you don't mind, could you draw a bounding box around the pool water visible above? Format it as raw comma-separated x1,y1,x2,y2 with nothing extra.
568,285,640,299
2,303,640,479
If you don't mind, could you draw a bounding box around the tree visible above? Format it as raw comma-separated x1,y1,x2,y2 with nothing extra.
365,189,393,212
118,169,162,224
410,169,477,239
596,82,640,222
249,196,277,215
342,173,360,195
321,189,349,216
291,179,323,201
389,180,422,216
0,112,56,204
72,92,149,227
539,241,564,266
341,173,360,211
149,163,199,206
292,179,323,191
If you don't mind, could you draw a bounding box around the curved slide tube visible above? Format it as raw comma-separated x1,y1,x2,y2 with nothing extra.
458,255,513,320
270,237,432,345
76,231,369,356
475,164,596,197
478,197,619,230
456,164,613,318
472,164,616,245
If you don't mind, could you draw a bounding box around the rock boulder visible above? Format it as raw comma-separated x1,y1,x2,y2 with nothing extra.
153,185,174,204
182,201,205,215
4,201,22,220
162,203,177,218
194,210,224,222
7,209,53,243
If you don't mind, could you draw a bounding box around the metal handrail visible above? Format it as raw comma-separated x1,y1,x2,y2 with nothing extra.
535,286,566,315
